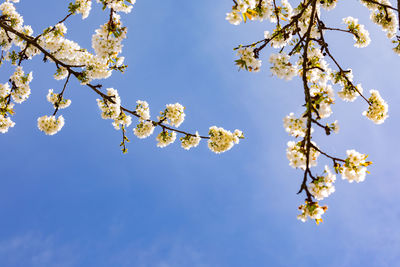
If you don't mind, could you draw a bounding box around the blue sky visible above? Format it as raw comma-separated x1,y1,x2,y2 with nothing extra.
1,0,400,266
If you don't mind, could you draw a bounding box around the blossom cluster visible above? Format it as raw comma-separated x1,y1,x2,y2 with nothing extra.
309,83,335,119
133,121,155,139
226,0,293,26
299,47,330,84
158,103,185,127
0,0,24,38
70,0,92,19
337,83,363,102
309,166,336,201
47,89,71,109
264,30,292,49
37,115,65,135
112,111,132,130
269,52,297,80
330,70,362,102
131,101,152,137
0,66,32,134
363,89,388,124
329,120,340,134
36,86,72,135
97,88,121,119
96,0,135,13
92,14,127,67
180,132,201,150
297,201,327,224
10,66,33,104
286,141,320,170
235,47,261,72
34,21,112,84
361,0,398,39
340,149,371,183
208,127,243,154
135,100,150,121
70,0,135,20
343,16,371,48
0,114,15,133
54,67,69,81
283,113,307,138
156,130,177,148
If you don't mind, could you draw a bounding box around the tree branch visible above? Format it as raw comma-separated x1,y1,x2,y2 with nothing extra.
0,21,211,140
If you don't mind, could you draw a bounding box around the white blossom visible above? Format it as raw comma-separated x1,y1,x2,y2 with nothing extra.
208,126,243,154
37,115,65,135
160,103,185,127
363,89,388,124
361,0,398,38
92,15,126,61
236,47,261,72
135,100,150,121
297,201,327,224
0,83,11,98
0,1,23,31
96,0,135,13
286,141,320,170
112,112,132,130
54,67,69,80
309,83,335,119
180,132,201,150
0,114,15,133
156,130,177,148
343,16,371,48
133,121,155,139
225,0,293,25
283,113,307,138
265,30,293,49
226,11,242,25
46,89,71,109
269,52,298,80
96,88,121,119
298,48,331,84
10,66,33,104
309,166,336,200
54,23,67,35
341,149,369,183
38,31,111,84
338,83,363,102
330,120,339,134
393,41,400,55
73,0,92,19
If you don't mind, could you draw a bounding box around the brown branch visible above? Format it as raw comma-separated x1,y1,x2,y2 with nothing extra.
34,12,73,41
310,143,345,164
362,0,398,11
321,26,355,35
53,72,71,116
0,21,211,140
311,118,331,135
398,0,400,31
315,16,371,105
272,0,281,27
241,0,313,55
298,0,318,202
